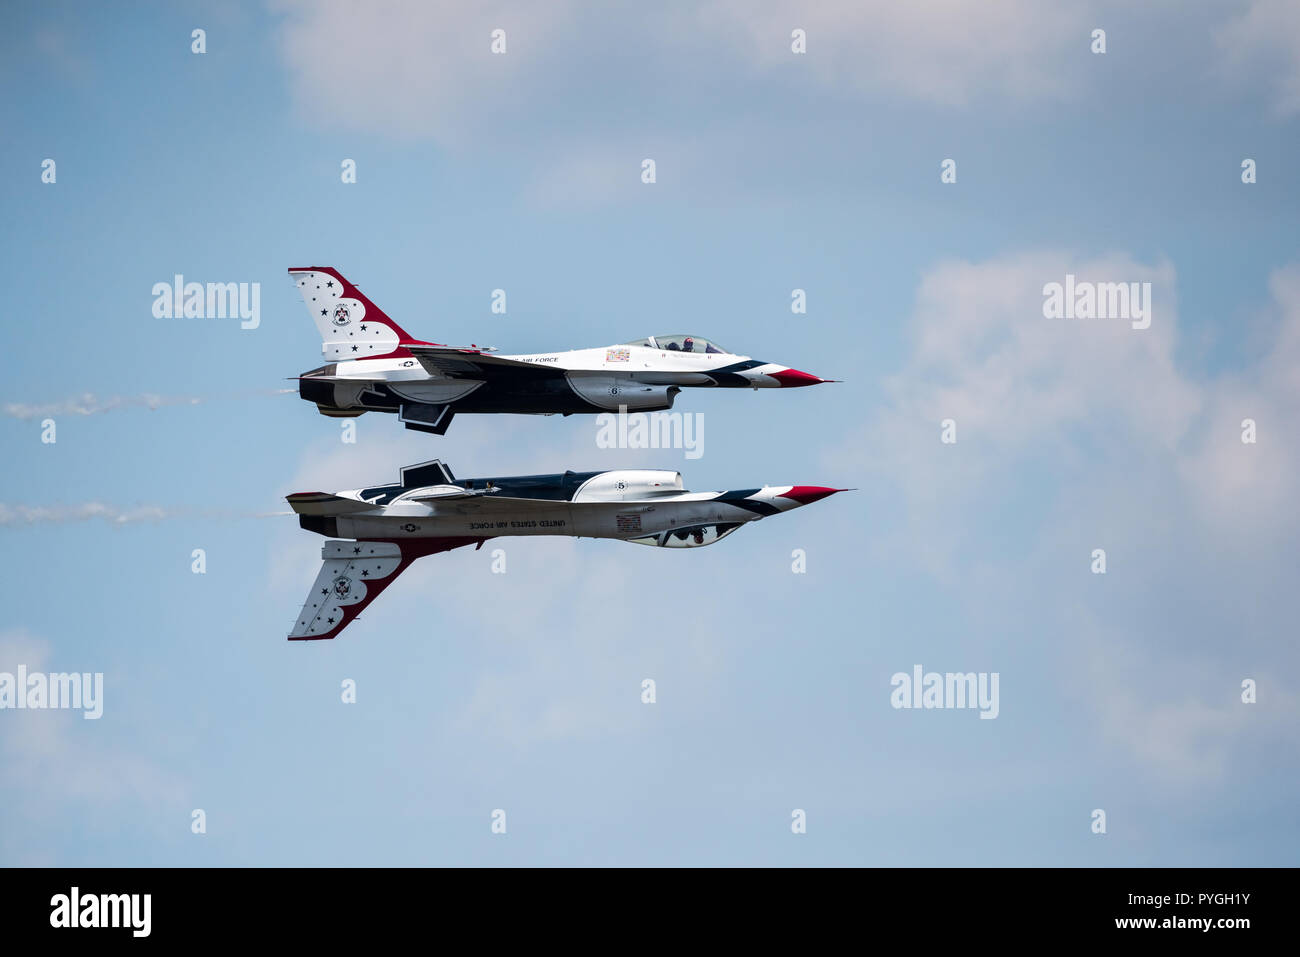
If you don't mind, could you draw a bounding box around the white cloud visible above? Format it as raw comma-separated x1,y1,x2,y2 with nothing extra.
274,0,577,145
835,252,1300,787
700,0,1089,106
843,252,1300,550
1068,609,1298,785
274,0,1093,150
1177,265,1300,534
1216,0,1300,115
0,630,188,863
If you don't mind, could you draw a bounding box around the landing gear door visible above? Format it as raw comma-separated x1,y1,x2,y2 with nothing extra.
626,522,742,548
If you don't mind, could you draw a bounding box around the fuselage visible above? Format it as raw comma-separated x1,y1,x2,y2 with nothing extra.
288,268,830,433
299,342,827,419
292,467,840,548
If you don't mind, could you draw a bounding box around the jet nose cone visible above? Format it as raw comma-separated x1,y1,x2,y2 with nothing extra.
778,486,847,506
768,367,830,387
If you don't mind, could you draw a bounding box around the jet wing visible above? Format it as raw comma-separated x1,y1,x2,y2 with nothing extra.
411,494,574,517
406,485,501,502
437,495,571,508
405,345,566,381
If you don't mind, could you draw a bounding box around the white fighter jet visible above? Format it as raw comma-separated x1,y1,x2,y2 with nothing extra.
287,459,845,641
290,267,834,434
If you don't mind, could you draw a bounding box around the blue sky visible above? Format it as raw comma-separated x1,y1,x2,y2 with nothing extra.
1,0,1297,866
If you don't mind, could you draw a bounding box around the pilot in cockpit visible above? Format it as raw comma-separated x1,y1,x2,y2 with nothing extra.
665,341,680,350
682,337,695,352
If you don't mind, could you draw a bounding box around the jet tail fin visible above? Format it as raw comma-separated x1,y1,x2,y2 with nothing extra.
288,537,489,641
287,267,430,361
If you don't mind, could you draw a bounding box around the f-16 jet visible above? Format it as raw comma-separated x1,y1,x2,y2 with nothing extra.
290,267,833,435
286,459,844,641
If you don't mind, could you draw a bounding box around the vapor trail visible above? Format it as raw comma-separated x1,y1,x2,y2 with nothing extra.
2,388,295,420
0,504,291,526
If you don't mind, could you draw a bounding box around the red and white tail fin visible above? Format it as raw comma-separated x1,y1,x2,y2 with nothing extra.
287,537,489,641
288,266,431,361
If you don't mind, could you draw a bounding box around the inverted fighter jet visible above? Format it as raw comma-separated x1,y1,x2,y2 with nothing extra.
286,459,845,641
290,267,833,435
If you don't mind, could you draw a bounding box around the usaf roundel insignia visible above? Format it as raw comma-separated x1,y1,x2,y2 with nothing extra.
332,576,352,598
332,304,350,326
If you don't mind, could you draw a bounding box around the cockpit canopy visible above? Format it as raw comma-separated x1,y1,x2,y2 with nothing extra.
623,335,730,355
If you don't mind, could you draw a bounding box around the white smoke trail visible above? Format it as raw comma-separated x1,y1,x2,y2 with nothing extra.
2,388,295,420
0,504,291,526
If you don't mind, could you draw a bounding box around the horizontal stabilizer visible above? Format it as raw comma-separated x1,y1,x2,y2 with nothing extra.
285,492,376,516
406,344,564,381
